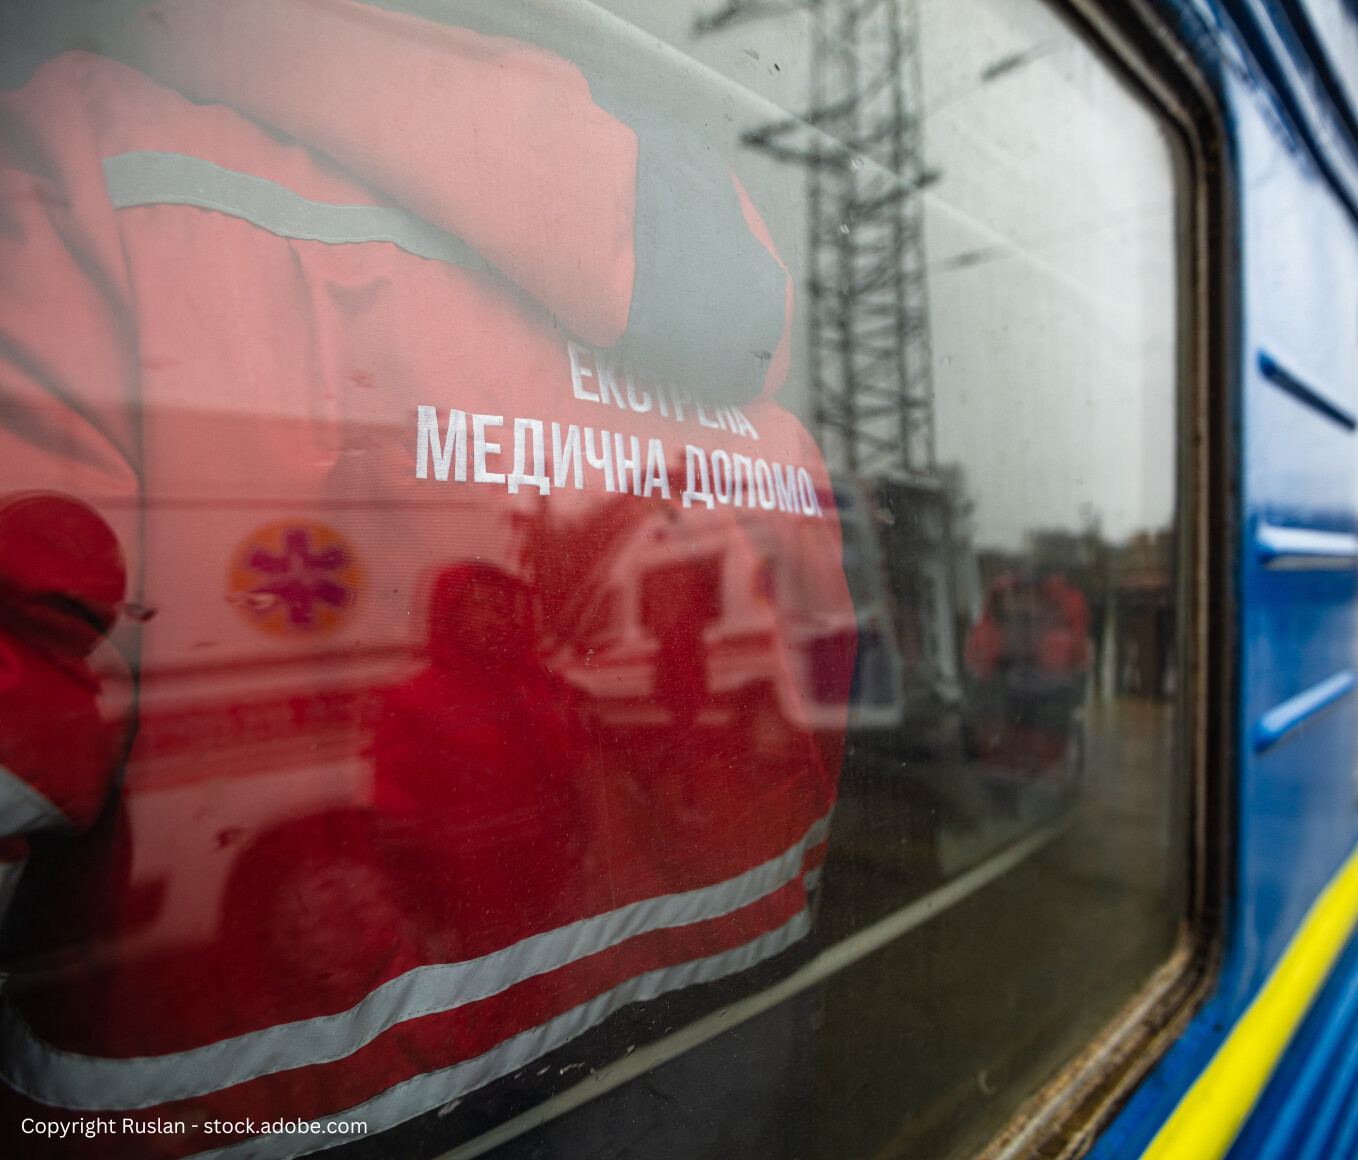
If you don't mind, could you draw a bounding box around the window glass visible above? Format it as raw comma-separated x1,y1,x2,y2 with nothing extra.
0,2,1181,1158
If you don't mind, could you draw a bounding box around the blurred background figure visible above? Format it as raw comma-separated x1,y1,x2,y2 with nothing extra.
961,573,1090,777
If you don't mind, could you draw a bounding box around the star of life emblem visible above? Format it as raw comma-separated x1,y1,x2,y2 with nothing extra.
226,520,365,637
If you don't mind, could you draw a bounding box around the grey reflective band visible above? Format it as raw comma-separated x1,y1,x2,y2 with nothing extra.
448,818,1067,1160
194,912,811,1160
102,151,488,271
0,764,71,838
0,814,829,1110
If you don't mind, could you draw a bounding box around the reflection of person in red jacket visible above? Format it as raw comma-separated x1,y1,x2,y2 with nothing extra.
0,2,852,1156
0,494,130,915
372,564,588,961
962,574,1090,774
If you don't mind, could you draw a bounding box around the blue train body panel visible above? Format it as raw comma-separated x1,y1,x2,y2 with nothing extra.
1095,1,1358,1155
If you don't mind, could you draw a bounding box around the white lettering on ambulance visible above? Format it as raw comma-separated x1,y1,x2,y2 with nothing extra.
584,427,616,492
732,454,756,508
667,387,692,423
710,449,732,505
563,344,765,440
772,462,799,513
508,418,551,495
614,433,642,496
754,460,778,511
416,406,466,482
626,376,652,414
731,407,760,440
568,340,600,402
472,415,506,484
552,422,584,490
683,445,715,509
798,468,824,517
416,403,820,519
596,353,629,409
643,439,671,499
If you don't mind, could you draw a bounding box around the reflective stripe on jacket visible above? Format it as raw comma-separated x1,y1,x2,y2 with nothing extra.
0,2,851,1155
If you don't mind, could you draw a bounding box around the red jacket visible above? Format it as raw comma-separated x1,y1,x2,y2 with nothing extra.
0,2,852,1155
964,574,1091,680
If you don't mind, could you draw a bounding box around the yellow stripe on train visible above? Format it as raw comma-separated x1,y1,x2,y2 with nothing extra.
1142,841,1358,1160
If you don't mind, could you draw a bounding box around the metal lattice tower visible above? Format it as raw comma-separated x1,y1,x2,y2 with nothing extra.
697,0,936,477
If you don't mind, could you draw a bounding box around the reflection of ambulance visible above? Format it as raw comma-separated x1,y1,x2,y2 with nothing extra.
549,499,861,735
545,471,978,748
96,435,531,959
106,451,850,958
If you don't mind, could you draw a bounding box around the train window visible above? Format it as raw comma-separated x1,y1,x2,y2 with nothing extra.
0,1,1186,1158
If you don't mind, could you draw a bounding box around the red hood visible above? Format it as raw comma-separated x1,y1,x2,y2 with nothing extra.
123,0,791,402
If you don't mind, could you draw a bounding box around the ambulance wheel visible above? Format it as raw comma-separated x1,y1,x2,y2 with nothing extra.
223,813,407,998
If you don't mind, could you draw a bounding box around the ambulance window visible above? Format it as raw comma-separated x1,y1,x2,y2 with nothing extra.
0,1,1187,1159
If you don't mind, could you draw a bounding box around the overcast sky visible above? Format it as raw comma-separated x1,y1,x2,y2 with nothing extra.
592,0,1179,551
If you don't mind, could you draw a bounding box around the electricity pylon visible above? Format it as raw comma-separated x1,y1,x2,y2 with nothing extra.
697,0,936,477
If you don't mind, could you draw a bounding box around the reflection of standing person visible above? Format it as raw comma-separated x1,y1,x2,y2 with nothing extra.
0,494,129,920
963,574,1089,771
372,565,588,961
